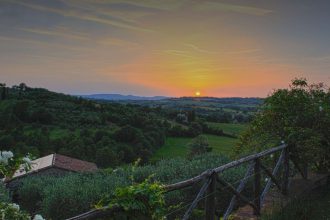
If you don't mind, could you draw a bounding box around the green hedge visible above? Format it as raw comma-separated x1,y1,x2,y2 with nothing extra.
17,153,250,219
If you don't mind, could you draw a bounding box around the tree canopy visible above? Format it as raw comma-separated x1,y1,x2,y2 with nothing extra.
235,78,330,171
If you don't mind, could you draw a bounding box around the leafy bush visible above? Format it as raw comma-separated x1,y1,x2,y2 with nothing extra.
35,173,128,220
17,176,52,215
103,179,166,220
187,135,212,158
0,203,30,220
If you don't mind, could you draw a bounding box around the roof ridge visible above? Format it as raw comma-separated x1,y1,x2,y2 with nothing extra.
52,153,56,166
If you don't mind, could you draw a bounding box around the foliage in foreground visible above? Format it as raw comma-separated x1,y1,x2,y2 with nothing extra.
98,160,167,219
0,203,30,220
0,150,45,220
17,153,248,219
235,78,330,171
99,179,166,220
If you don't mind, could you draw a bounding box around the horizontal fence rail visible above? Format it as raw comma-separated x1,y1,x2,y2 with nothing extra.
67,143,304,220
165,144,287,192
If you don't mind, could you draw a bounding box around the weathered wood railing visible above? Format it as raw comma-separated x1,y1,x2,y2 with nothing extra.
67,143,305,220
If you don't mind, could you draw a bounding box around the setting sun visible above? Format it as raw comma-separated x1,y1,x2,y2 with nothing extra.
195,91,201,97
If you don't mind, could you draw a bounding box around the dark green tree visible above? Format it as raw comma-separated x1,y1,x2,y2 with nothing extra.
114,125,139,143
235,78,330,171
187,110,196,122
13,100,30,122
18,83,27,98
0,83,6,100
95,146,119,168
30,107,53,124
188,135,212,158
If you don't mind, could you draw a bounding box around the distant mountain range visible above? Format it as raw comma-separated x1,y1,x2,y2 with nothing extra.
79,94,169,101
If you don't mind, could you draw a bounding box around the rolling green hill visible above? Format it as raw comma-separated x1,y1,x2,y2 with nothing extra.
0,84,253,168
0,84,167,167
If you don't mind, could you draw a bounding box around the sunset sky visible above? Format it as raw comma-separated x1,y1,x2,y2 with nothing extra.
1,0,330,97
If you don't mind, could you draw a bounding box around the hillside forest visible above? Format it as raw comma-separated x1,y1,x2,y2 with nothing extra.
0,83,258,168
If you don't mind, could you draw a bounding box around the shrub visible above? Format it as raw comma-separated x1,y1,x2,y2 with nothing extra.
0,202,30,220
103,179,166,220
18,176,52,215
187,135,212,158
20,172,129,220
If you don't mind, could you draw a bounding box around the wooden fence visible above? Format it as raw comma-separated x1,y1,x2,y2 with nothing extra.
67,143,307,220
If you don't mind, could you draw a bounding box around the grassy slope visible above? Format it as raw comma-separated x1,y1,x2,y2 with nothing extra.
152,134,238,160
153,123,248,160
206,122,247,135
207,134,238,154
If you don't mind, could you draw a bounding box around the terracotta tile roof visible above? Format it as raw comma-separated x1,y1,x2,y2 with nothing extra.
10,154,98,180
53,154,98,172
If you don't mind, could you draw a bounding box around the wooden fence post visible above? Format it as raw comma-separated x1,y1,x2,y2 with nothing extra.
254,159,261,215
205,172,216,220
282,146,290,195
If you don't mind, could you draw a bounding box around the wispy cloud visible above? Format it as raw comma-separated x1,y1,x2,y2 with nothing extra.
229,49,261,54
60,0,155,23
161,45,260,57
98,37,140,48
184,43,219,54
193,1,272,16
18,26,89,40
14,26,140,49
162,50,194,58
98,0,187,11
7,0,153,32
0,35,87,51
